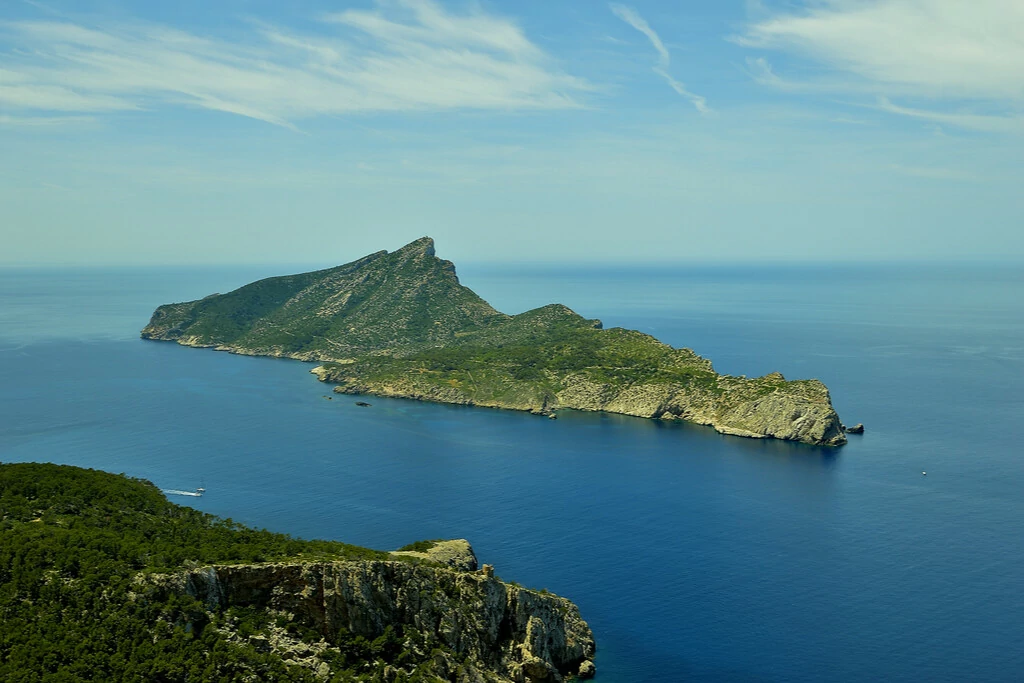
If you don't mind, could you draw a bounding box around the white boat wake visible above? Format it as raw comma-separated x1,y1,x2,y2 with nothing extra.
163,489,203,497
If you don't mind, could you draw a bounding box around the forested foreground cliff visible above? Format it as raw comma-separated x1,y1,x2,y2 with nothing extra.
143,238,846,446
0,463,594,682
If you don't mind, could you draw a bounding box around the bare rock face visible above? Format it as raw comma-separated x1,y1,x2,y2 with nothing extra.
145,553,595,683
551,374,846,447
710,387,847,446
320,365,845,447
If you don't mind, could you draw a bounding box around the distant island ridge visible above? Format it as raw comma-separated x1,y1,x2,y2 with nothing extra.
141,237,847,447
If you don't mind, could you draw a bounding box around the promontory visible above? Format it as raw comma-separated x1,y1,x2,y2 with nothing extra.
142,237,846,447
0,462,595,682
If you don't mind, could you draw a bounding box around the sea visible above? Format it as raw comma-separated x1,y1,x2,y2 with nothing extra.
1,262,1022,682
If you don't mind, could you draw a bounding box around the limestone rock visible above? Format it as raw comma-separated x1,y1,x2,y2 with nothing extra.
390,539,478,571
144,556,594,683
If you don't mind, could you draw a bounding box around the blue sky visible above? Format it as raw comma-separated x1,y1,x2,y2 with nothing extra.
1,0,1022,265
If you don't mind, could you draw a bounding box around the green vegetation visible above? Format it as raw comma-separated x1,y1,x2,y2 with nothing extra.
319,313,723,407
396,539,446,553
0,463,454,682
142,238,505,358
389,315,718,388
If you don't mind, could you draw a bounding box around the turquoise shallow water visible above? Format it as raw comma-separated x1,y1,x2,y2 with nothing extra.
1,263,1022,682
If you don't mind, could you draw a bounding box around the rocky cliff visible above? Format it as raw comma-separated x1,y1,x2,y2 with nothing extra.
1,464,593,682
143,551,596,683
143,237,846,447
314,366,846,447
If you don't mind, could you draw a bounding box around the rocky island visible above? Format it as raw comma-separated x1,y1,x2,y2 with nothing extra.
0,463,595,682
142,237,846,447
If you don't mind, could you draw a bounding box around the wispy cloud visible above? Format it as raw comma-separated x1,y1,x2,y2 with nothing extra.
0,66,137,112
609,3,708,114
736,0,1024,132
875,97,1024,135
0,0,590,128
609,4,669,68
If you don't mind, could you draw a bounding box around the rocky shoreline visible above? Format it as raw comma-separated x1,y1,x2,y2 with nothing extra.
311,366,847,447
142,330,847,448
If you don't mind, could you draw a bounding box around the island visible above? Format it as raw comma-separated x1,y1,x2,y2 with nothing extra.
0,463,595,682
142,237,846,447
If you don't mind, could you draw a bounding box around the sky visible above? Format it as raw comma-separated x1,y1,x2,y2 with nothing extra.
1,0,1022,265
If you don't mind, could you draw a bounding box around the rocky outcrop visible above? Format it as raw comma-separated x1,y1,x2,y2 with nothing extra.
845,423,865,434
143,552,595,683
314,366,847,448
390,539,478,571
552,373,846,446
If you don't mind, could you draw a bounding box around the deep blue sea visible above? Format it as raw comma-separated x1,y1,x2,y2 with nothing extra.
1,263,1022,682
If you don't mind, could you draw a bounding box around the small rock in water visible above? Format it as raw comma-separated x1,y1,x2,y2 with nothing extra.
845,423,865,434
354,401,372,407
578,660,596,679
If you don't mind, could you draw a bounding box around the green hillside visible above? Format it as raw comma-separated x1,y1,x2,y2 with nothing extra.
142,238,505,358
0,463,398,681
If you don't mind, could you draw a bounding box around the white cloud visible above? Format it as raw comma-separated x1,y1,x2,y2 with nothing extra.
609,3,708,114
736,0,1024,132
0,67,135,111
0,0,590,128
875,97,1024,135
325,1,543,60
743,56,837,94
609,4,669,68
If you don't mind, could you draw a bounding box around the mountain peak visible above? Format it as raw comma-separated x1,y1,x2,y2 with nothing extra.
394,236,435,258
141,235,502,359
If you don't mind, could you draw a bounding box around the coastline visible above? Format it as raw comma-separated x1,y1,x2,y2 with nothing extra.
137,334,846,447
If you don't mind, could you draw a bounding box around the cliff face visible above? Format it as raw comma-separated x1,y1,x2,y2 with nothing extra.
313,366,847,447
1,464,592,682
143,236,847,447
552,371,845,445
145,558,596,683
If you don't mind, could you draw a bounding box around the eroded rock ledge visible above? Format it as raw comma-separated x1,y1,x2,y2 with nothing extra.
142,545,595,683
